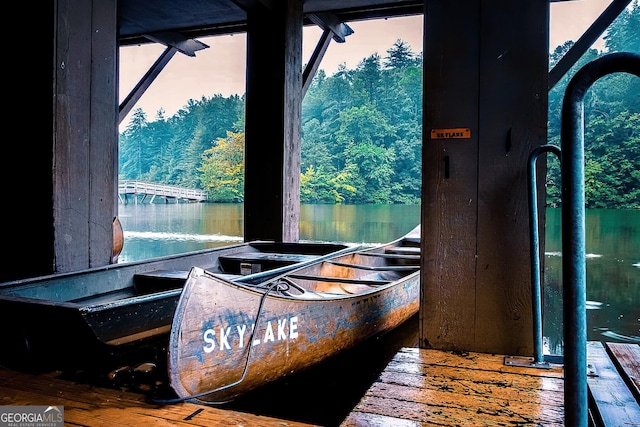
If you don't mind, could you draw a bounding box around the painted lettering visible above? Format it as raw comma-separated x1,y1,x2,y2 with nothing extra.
252,323,261,346
220,326,231,350
201,315,301,354
203,328,216,353
277,318,287,340
264,321,275,342
237,324,247,348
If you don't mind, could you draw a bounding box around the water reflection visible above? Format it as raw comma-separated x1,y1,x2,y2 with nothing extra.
118,203,640,352
543,208,640,354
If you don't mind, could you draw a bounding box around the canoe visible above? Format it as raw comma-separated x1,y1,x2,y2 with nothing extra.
0,241,355,372
167,225,421,403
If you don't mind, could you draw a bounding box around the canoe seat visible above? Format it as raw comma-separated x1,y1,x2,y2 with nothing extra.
384,247,421,255
218,252,317,274
134,270,189,294
287,273,391,286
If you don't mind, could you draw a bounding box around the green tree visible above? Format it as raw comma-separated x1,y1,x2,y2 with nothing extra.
384,39,417,69
199,131,245,202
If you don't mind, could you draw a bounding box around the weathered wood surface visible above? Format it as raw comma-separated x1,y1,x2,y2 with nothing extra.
587,341,640,426
605,342,640,402
0,368,318,427
168,228,421,403
341,347,564,426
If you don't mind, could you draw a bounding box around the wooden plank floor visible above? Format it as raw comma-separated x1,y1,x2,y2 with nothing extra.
341,347,565,426
0,368,320,426
2,342,639,426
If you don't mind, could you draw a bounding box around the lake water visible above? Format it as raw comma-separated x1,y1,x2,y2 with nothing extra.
117,203,639,425
118,203,639,349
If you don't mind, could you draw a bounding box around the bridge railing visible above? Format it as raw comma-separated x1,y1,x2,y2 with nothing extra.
119,180,208,202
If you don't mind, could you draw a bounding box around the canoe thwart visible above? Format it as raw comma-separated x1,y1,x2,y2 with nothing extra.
326,261,419,271
384,247,421,255
286,273,392,286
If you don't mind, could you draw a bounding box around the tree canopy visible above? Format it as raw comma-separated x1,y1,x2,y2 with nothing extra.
120,4,639,208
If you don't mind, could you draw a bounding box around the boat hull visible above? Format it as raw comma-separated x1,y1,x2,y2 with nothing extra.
168,226,421,403
0,242,354,372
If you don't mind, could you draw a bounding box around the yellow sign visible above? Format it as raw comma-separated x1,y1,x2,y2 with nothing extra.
430,128,471,139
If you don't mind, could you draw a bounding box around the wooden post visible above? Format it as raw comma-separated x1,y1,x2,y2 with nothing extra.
244,0,303,243
54,0,118,272
421,0,549,355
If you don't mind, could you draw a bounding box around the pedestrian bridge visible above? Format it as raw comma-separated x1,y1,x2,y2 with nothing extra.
118,180,208,204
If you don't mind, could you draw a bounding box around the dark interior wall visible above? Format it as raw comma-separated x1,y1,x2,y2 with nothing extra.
2,0,118,283
2,2,56,282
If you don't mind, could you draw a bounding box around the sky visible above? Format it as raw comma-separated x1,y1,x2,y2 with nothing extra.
119,0,614,123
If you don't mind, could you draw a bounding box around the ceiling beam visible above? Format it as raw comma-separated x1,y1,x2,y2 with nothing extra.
548,0,632,89
307,11,354,43
143,31,209,57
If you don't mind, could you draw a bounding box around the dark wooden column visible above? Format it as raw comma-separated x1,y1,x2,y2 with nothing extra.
244,0,303,243
421,0,549,355
2,0,117,281
53,0,118,272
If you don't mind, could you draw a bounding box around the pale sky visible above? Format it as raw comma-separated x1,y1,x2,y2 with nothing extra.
119,0,614,123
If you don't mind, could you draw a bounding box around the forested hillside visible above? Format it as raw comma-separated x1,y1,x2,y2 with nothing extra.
119,2,639,207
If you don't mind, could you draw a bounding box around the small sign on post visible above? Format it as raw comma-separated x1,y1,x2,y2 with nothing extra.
430,128,471,139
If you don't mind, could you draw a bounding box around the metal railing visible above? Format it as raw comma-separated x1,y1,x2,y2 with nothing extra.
527,144,561,366
559,52,640,427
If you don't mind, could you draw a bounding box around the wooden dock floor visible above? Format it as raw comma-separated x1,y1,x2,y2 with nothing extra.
341,347,565,426
2,342,639,426
0,368,319,426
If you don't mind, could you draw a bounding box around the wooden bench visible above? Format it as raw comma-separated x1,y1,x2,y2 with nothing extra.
586,341,640,426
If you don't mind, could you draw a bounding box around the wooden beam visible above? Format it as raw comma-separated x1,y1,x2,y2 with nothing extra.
244,0,303,242
303,29,332,97
421,0,548,355
307,12,354,43
119,47,177,124
54,0,118,272
549,0,632,89
421,0,480,352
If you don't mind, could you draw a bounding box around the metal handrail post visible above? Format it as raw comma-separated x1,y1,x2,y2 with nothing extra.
560,52,640,427
527,144,561,364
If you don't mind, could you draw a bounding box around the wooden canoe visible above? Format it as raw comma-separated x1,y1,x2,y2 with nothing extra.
0,241,355,372
167,225,421,403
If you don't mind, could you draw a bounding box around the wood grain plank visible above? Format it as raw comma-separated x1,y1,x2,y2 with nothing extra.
0,368,318,427
421,1,480,352
606,342,640,402
586,341,640,426
391,347,564,378
343,394,563,426
342,347,564,426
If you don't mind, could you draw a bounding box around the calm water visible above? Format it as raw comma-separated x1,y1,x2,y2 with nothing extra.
117,203,639,425
118,203,640,349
